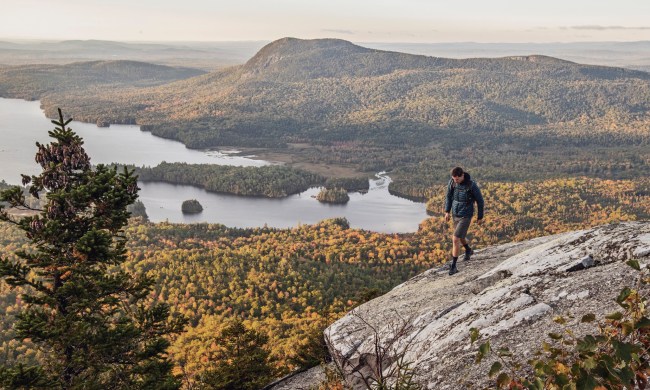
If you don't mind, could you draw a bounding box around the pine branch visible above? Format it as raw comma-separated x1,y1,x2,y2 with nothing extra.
0,258,52,295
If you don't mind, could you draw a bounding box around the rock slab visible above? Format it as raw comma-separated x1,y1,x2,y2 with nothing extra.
325,222,650,389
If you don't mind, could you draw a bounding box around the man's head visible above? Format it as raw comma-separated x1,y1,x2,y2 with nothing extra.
451,167,464,184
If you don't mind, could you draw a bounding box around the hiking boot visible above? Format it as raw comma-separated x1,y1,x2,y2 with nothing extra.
464,247,474,261
448,263,458,275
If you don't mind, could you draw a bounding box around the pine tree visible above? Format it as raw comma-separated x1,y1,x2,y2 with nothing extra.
0,109,186,389
196,321,273,390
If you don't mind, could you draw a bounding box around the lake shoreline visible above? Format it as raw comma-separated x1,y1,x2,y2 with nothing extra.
227,144,368,178
0,97,428,233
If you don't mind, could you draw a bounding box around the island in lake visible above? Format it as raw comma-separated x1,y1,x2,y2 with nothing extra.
316,187,350,204
182,199,204,214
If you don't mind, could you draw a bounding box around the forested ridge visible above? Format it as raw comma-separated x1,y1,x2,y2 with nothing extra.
2,38,650,198
33,44,650,150
0,60,206,127
2,176,650,386
2,38,649,149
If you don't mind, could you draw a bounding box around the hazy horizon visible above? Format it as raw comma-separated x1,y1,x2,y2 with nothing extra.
2,0,649,43
2,37,650,45
3,37,650,72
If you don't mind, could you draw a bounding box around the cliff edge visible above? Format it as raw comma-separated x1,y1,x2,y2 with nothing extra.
324,222,650,389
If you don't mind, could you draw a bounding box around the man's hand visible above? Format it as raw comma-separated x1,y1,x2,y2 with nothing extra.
477,218,484,226
444,212,450,222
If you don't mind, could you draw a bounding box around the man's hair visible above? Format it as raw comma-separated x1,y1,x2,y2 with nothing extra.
451,167,464,177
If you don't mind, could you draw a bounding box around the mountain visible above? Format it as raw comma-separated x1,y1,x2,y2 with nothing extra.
4,37,650,145
2,37,650,183
93,38,650,148
241,37,442,80
276,222,650,388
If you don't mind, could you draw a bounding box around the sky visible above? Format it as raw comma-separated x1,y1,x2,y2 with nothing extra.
2,0,650,43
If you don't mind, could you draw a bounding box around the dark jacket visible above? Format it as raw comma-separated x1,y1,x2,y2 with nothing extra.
444,173,484,219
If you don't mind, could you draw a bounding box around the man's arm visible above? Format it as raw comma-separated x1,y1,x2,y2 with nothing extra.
444,179,453,221
473,182,484,221
444,180,453,213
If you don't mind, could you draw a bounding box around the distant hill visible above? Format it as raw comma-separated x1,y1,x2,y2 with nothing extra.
0,39,267,69
362,41,650,71
0,60,206,100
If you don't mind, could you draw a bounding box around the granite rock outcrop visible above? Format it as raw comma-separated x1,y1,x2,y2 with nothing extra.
325,222,650,389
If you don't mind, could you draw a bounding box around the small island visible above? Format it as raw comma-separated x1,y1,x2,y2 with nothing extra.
181,199,204,214
316,187,350,204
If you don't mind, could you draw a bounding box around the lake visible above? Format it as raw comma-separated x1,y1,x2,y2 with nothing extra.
0,98,428,232
0,98,269,183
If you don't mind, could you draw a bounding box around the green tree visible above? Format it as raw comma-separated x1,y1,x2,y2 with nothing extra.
196,321,273,390
316,187,350,204
0,109,186,389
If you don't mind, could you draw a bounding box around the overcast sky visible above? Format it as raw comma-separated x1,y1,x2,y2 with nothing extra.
2,0,649,43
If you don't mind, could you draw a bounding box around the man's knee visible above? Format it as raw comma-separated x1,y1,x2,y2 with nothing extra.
452,236,461,244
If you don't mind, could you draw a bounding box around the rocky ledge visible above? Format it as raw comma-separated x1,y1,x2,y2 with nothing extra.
324,222,650,389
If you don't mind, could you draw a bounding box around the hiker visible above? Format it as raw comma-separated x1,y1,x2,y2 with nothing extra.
444,167,484,275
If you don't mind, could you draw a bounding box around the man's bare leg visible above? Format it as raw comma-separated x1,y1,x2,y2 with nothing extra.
452,236,461,257
449,235,460,275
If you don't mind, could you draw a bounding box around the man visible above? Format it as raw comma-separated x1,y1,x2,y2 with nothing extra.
444,167,484,275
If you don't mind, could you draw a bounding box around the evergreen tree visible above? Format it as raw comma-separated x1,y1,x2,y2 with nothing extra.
196,321,273,390
0,109,186,389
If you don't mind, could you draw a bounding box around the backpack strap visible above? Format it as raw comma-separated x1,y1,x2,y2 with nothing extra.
465,180,474,203
451,179,474,204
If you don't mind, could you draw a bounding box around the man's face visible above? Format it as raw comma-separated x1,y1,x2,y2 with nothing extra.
452,174,464,184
